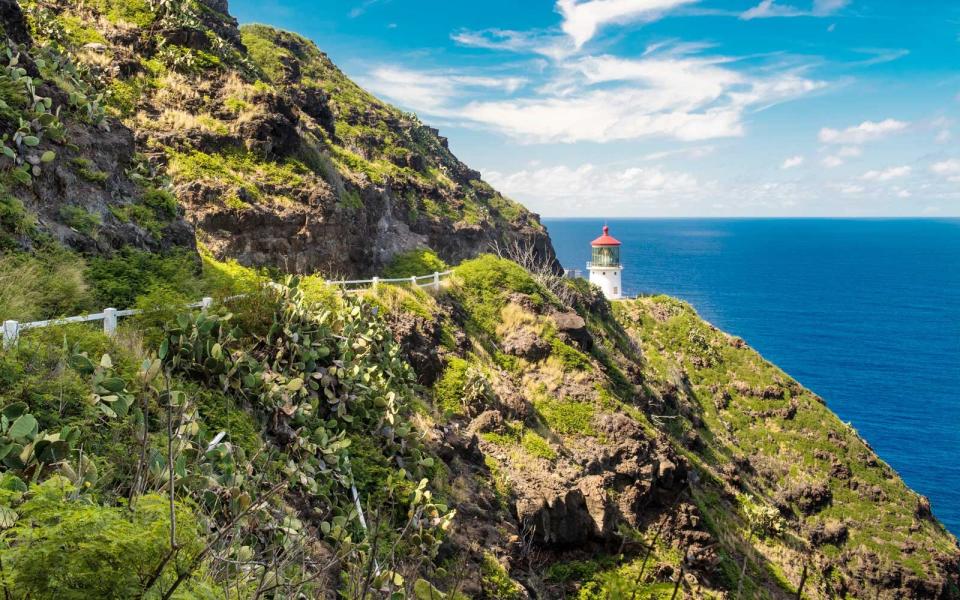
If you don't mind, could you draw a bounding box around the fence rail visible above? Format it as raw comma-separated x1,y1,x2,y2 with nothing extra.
2,270,454,349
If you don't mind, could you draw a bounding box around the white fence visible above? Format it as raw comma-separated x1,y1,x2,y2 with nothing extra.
2,270,454,349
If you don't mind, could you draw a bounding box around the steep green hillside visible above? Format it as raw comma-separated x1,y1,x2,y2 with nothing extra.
0,253,954,599
6,0,553,277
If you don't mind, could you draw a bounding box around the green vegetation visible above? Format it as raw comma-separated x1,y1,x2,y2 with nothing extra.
70,158,108,184
480,552,524,600
384,248,447,278
0,250,89,320
59,205,101,234
90,0,156,27
1,477,216,599
168,149,309,206
534,394,597,436
520,430,556,460
450,255,543,336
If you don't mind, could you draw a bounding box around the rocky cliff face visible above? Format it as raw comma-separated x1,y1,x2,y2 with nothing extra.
0,0,554,275
385,257,960,599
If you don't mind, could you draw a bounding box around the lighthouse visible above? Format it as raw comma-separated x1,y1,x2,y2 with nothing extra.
587,225,623,300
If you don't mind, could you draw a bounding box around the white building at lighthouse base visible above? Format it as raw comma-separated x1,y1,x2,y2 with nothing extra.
588,264,623,300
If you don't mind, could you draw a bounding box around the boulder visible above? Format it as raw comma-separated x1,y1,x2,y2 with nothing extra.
501,329,550,362
550,311,593,351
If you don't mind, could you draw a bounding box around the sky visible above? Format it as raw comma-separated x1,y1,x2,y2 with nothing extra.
227,0,960,217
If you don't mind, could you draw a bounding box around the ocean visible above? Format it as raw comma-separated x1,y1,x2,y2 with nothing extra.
544,218,960,535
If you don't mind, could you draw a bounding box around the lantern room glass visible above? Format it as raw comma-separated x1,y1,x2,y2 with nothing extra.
591,245,620,267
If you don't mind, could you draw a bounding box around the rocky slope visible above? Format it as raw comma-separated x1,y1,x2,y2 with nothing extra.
0,254,955,599
0,0,553,276
0,0,956,598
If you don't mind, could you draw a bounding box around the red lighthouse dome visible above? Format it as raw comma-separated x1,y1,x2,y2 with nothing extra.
591,225,621,247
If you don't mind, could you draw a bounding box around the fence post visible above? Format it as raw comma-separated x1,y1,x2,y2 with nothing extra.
433,271,440,291
201,297,213,313
372,276,379,290
103,308,117,337
2,320,19,350
410,275,417,288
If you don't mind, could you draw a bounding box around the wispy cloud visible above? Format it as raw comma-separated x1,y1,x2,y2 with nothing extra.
862,165,911,181
349,0,388,18
819,118,909,144
849,48,910,67
931,159,960,182
782,155,805,169
557,0,697,48
741,0,850,20
484,162,699,215
451,28,573,60
361,67,527,112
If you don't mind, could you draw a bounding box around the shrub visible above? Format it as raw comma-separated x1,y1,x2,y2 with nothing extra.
3,477,218,599
479,552,524,600
59,205,101,234
521,430,557,460
86,248,201,308
451,255,542,335
383,248,447,279
0,251,92,321
433,357,470,416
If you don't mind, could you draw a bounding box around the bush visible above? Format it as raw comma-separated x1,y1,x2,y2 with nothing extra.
451,255,542,335
86,249,201,308
59,205,101,234
0,251,92,321
433,357,470,416
383,249,447,279
2,477,218,599
479,552,524,600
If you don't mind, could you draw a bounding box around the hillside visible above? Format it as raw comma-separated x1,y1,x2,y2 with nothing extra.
0,254,956,599
0,0,956,598
0,0,553,278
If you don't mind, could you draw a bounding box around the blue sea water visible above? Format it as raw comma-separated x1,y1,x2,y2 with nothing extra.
544,218,960,535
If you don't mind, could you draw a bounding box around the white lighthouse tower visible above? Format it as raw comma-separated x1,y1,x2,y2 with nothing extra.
587,225,623,300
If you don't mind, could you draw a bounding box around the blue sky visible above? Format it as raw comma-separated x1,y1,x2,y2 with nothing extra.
228,0,960,217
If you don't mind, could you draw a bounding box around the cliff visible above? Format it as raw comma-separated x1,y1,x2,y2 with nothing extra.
0,0,554,275
0,0,956,598
0,253,956,599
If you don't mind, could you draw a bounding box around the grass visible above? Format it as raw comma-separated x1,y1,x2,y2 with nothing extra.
70,158,108,184
168,149,309,206
533,392,597,437
383,249,447,279
59,205,101,234
90,0,155,27
520,430,556,460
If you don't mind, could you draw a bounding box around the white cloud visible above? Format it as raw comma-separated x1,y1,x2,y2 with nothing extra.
361,67,527,112
895,188,912,199
818,119,909,144
862,165,911,181
484,162,698,214
931,159,960,182
557,0,697,48
782,155,804,169
833,183,864,195
822,155,844,168
837,146,862,158
741,0,849,20
456,54,822,143
451,29,573,60
642,145,715,160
